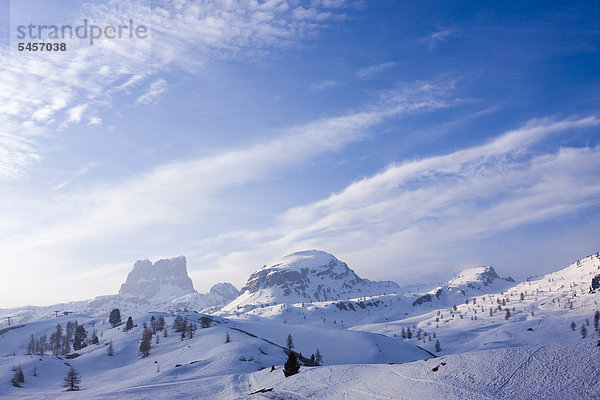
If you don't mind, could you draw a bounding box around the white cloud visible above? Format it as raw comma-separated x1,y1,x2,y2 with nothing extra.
66,104,89,124
0,0,351,182
356,61,399,79
0,79,456,305
420,29,455,50
202,116,600,283
87,117,103,126
135,79,168,105
312,79,341,91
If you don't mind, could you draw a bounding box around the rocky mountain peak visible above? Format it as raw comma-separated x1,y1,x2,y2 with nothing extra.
230,250,399,307
209,282,240,302
119,256,195,299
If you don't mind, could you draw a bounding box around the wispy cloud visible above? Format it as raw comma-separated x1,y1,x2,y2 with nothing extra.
135,79,168,105
0,0,351,182
420,29,455,50
312,79,341,91
202,116,600,283
0,79,456,305
87,117,103,126
356,61,399,79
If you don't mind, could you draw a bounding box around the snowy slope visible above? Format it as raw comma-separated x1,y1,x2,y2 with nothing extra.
2,318,598,399
352,252,600,356
0,310,429,399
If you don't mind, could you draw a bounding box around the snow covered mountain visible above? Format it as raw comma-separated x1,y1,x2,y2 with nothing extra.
0,257,238,325
2,251,600,398
412,265,515,307
119,256,195,299
223,250,399,311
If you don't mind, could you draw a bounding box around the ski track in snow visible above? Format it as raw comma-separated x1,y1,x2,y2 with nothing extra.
386,364,494,400
494,345,546,395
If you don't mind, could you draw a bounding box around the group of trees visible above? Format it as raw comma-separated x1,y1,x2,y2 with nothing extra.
173,315,197,339
138,315,168,358
26,321,97,358
571,310,600,339
281,334,323,378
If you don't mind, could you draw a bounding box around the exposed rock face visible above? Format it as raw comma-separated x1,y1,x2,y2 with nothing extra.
234,250,399,305
119,256,195,299
209,282,240,302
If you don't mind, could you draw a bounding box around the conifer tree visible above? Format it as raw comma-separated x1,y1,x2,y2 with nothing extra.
37,335,46,357
11,369,22,387
225,332,230,343
107,340,114,356
63,366,81,391
173,315,186,332
571,321,577,331
109,308,121,328
594,310,600,331
581,324,587,339
27,335,35,355
315,348,323,365
50,324,63,356
283,352,300,377
505,309,511,320
286,334,294,349
435,339,442,353
157,316,166,331
125,316,134,332
139,326,152,358
73,325,87,350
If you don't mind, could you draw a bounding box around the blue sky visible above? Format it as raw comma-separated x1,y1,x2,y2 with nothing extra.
1,0,599,307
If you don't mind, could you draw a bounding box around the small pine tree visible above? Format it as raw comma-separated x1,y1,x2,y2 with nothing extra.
435,339,442,353
283,352,300,377
407,327,412,339
33,365,37,377
571,321,577,331
11,370,21,387
173,315,185,333
63,366,81,391
315,348,323,365
125,316,134,332
401,327,406,338
505,309,511,320
286,334,294,349
581,325,587,339
139,326,152,358
73,325,87,350
109,308,121,328
27,335,35,355
225,332,230,343
595,310,600,332
107,340,114,356
17,368,24,383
